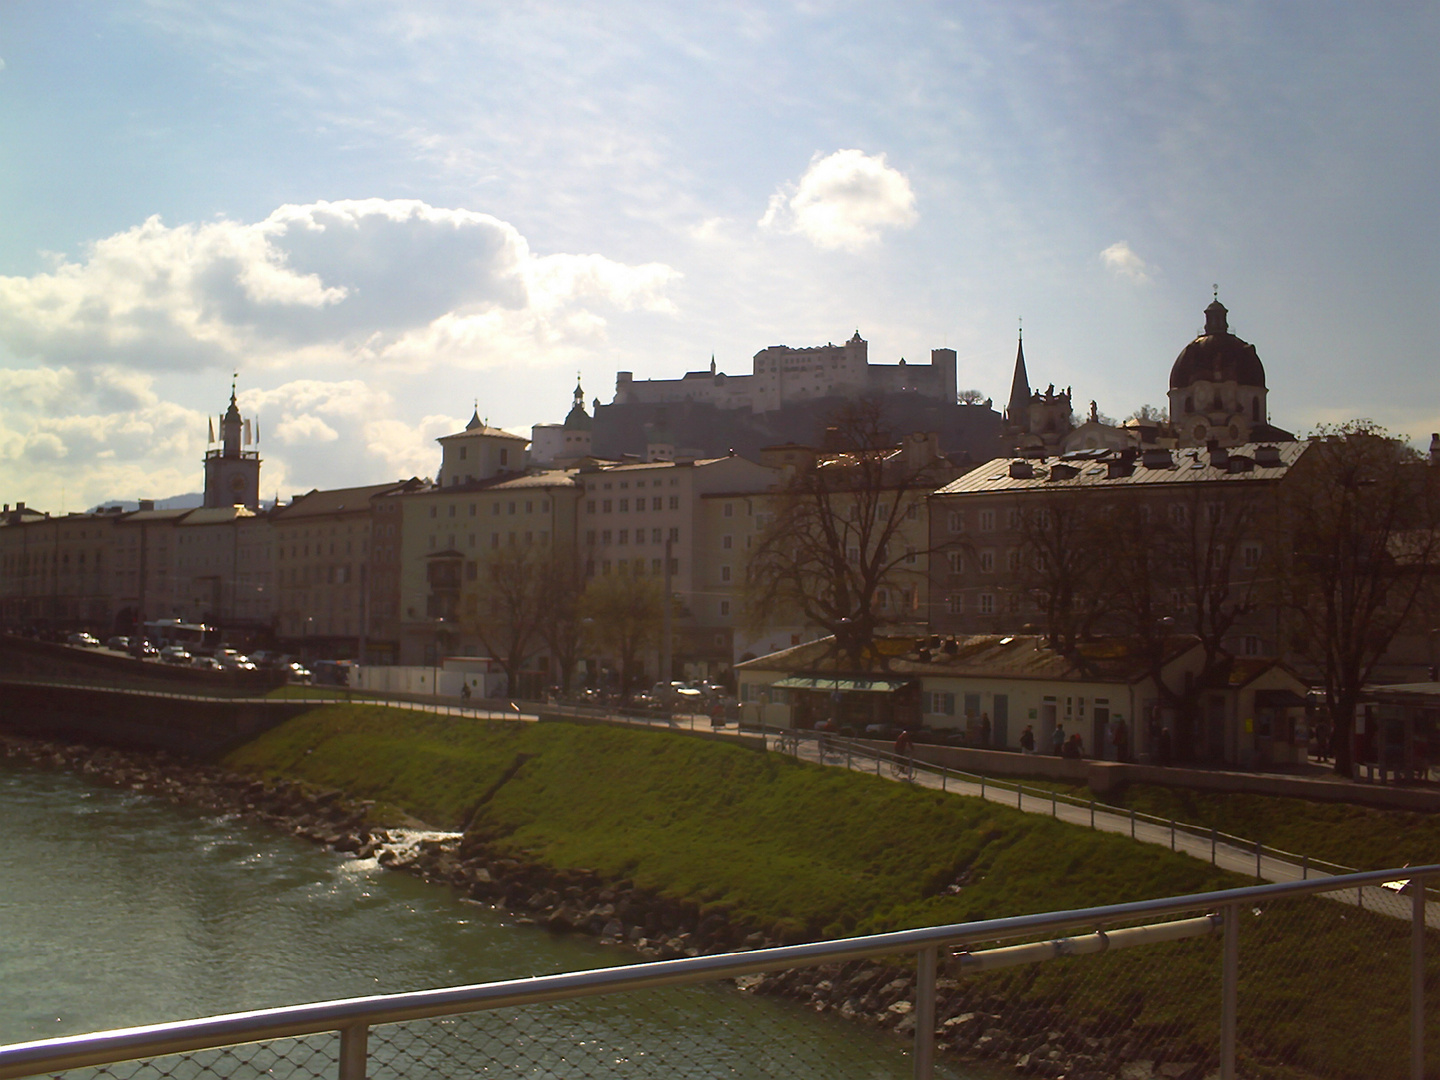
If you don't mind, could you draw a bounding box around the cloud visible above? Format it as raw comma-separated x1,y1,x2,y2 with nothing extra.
1099,241,1153,284
760,150,918,250
0,199,680,374
273,414,339,445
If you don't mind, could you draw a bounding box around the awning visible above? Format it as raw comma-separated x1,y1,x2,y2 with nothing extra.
1254,689,1307,708
772,676,916,694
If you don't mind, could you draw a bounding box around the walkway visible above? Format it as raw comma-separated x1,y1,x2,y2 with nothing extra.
764,730,1440,929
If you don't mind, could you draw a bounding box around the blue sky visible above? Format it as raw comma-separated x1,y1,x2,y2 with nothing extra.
1,1,1436,509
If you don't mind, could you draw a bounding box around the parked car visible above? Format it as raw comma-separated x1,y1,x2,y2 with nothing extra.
284,662,312,683
191,656,224,671
105,635,130,651
67,632,100,648
130,639,159,658
222,654,258,671
159,645,192,665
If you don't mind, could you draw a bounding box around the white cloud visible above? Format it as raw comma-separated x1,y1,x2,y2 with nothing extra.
0,199,680,374
760,150,918,250
1099,241,1153,284
273,414,340,445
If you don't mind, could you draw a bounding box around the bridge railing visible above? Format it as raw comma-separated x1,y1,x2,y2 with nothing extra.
1,867,1434,1080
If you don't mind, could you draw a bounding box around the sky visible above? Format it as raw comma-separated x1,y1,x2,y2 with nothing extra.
0,1,1436,511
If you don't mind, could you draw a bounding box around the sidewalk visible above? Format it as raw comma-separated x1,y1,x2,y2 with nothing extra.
772,733,1440,929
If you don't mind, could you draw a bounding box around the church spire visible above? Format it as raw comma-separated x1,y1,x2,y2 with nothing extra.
1005,327,1031,426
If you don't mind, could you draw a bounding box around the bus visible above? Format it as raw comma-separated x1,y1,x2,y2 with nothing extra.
142,619,214,651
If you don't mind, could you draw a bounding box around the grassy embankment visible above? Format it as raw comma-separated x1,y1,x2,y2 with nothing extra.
1007,777,1440,873
224,705,1434,1079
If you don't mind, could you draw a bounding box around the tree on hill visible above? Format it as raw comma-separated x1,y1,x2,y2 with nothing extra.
462,544,545,698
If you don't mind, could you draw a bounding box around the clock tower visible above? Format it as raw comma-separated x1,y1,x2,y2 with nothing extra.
203,380,261,510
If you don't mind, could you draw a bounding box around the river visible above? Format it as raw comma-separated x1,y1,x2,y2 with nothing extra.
0,757,975,1078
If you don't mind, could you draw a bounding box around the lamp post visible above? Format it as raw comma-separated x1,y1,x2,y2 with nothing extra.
661,536,673,685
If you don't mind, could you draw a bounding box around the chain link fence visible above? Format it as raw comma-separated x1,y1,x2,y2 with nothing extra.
4,868,1434,1080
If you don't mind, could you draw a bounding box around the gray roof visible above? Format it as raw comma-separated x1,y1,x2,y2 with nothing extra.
934,440,1307,497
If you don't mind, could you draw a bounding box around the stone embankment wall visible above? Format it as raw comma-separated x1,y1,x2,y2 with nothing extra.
1,731,1215,1080
0,682,309,757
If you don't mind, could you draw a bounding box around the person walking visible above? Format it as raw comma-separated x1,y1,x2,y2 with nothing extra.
979,712,992,748
1020,724,1036,754
1051,722,1066,756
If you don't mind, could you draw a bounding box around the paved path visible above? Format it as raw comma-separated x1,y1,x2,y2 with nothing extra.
766,732,1440,929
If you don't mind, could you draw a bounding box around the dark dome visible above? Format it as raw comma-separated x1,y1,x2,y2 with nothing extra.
1169,300,1266,390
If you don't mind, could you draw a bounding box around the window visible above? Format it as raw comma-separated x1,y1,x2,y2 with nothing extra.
468,503,476,517
525,500,534,513
1243,543,1262,569
448,505,456,517
652,528,663,543
619,499,629,512
947,550,964,575
669,496,680,510
652,497,662,510
720,600,731,617
906,503,919,520
723,502,734,518
720,565,732,583
499,448,509,466
945,594,963,615
586,530,596,546
602,500,613,513
1170,504,1188,526
925,691,955,716
905,545,917,565
508,501,516,515
1206,502,1223,525
652,558,663,574
1007,508,1021,530
1244,635,1261,656
602,529,613,544
980,509,995,531
722,535,733,549
618,529,629,545
979,550,994,573
668,527,679,541
876,588,889,610
1007,548,1022,572
586,500,596,513
979,593,995,614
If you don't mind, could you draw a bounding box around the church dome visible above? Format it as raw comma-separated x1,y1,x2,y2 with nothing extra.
1169,300,1266,390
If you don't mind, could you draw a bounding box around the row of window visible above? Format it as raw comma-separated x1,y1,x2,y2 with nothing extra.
586,527,681,546
585,558,680,577
430,499,550,519
946,503,1247,534
427,531,551,550
587,496,681,513
946,544,1262,574
586,476,681,491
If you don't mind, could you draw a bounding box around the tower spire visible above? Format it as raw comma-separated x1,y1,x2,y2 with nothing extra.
1005,323,1031,426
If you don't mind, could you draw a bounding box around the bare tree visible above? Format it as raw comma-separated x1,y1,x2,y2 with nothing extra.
1275,424,1440,776
462,544,544,698
580,572,664,696
1012,491,1112,654
744,401,959,669
536,550,587,694
957,388,988,405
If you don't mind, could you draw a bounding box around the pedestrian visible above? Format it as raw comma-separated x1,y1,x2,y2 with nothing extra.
1112,718,1129,763
1051,722,1066,756
1158,726,1173,767
1062,733,1084,759
979,712,992,748
1020,724,1036,754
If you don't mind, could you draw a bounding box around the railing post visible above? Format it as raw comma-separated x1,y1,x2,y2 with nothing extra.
1090,798,1095,829
1017,783,1023,809
914,945,937,1080
1171,819,1176,851
1302,853,1308,880
1256,842,1263,883
1221,904,1239,1080
1211,826,1217,865
339,1023,368,1080
1052,791,1057,818
1413,875,1426,1080
1130,806,1136,839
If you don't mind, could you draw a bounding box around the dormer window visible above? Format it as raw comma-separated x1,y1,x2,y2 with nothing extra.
499,448,509,467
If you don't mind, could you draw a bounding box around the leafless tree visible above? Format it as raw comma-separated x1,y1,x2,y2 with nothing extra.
463,544,545,698
1275,424,1440,776
535,550,587,694
743,401,960,669
580,572,664,696
1011,491,1113,654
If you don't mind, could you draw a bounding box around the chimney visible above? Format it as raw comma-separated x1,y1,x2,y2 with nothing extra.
16,501,25,511
1208,440,1230,469
1430,433,1439,466
139,499,155,512
1142,448,1174,470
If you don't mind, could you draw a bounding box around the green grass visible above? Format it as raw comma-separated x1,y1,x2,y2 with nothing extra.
224,706,1440,1079
264,685,352,700
1000,778,1440,874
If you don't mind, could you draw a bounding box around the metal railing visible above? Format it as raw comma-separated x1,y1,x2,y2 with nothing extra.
762,726,1397,886
1,867,1433,1080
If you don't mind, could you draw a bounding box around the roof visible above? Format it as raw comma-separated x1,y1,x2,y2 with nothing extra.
274,481,417,519
738,632,1200,685
118,508,196,524
440,422,527,443
1169,300,1266,390
934,440,1306,497
178,507,257,525
409,469,582,496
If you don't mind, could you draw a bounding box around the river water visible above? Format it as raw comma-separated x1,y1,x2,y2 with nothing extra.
0,757,974,1078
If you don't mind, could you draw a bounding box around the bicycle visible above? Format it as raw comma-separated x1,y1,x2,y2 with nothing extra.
889,756,915,781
